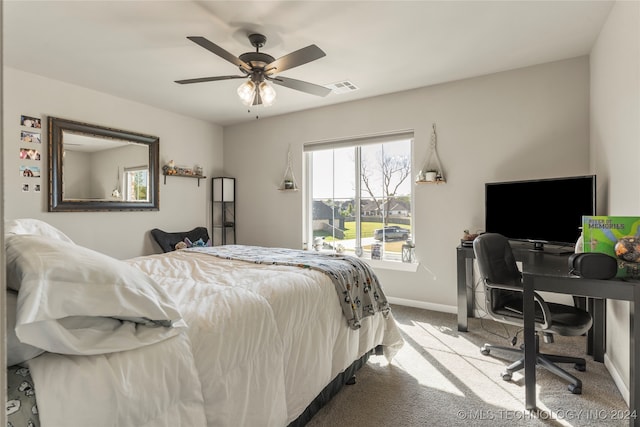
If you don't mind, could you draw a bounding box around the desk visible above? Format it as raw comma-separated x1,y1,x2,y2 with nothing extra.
456,243,640,426
456,244,605,362
523,264,640,426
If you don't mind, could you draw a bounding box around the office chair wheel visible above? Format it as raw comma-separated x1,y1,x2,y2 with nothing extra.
501,371,512,381
480,346,490,356
568,384,582,394
574,363,586,372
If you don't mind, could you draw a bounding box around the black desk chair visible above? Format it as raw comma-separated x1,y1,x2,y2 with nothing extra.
150,227,210,253
473,233,593,394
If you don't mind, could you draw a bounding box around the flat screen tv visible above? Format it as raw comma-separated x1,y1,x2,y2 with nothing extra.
485,175,596,251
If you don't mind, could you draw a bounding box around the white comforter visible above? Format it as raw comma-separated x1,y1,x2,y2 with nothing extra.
29,249,403,426
29,333,207,426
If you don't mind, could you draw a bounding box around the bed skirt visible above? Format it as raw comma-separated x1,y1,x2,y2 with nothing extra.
287,347,377,427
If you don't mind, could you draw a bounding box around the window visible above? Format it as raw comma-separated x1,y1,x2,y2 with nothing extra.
304,132,414,262
123,166,149,202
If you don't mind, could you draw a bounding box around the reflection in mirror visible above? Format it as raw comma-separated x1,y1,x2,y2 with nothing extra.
49,117,159,212
62,132,149,201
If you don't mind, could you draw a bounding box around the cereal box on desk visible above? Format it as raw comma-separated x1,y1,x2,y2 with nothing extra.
582,216,640,278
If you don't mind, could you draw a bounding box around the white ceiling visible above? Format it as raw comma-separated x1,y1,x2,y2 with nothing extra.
3,1,613,126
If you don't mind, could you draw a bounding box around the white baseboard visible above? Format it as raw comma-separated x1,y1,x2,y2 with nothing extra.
387,297,457,314
604,353,630,406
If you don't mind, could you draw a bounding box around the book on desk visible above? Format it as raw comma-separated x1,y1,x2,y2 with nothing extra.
582,215,640,278
461,239,474,248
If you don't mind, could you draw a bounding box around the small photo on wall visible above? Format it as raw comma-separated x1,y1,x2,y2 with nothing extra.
21,130,41,144
22,184,30,192
20,165,41,178
19,147,41,160
20,115,42,129
34,184,41,192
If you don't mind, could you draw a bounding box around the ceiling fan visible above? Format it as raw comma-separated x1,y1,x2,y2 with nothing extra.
175,33,331,106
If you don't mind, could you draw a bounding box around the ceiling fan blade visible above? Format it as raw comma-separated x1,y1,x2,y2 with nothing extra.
271,76,331,97
175,75,246,85
265,45,326,74
187,36,251,72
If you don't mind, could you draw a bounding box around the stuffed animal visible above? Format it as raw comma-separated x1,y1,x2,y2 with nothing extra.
462,229,479,241
163,160,177,175
184,237,212,248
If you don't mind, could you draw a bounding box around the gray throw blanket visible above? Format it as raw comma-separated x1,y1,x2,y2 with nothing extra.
190,245,390,329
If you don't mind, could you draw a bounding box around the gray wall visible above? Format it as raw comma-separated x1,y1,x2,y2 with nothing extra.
590,0,640,404
224,56,591,311
3,68,224,259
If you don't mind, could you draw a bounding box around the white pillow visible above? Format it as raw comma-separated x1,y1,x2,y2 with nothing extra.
5,234,185,355
6,290,45,365
5,218,74,243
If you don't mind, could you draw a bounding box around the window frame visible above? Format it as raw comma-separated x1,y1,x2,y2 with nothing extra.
303,131,416,267
123,165,150,202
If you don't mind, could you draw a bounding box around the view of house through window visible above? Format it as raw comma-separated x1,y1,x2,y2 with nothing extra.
124,166,149,202
306,134,413,262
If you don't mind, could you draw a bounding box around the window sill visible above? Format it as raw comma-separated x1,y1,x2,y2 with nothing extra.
309,249,419,272
364,259,420,272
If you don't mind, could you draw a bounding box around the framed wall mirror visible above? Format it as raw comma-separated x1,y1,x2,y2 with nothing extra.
48,116,159,212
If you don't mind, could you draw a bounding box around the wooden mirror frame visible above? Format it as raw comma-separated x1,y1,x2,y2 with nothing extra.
48,116,159,212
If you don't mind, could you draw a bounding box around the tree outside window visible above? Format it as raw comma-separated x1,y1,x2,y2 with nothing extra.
306,136,413,262
124,166,149,202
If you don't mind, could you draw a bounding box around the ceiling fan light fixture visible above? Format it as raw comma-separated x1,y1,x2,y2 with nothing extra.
180,33,327,105
237,80,256,105
259,81,276,106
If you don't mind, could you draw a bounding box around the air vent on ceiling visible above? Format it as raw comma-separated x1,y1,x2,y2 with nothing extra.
325,80,359,94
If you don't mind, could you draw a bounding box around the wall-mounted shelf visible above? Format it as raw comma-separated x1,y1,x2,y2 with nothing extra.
416,123,446,184
416,178,446,184
278,146,299,191
163,173,206,186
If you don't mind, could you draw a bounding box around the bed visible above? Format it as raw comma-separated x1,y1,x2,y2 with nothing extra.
5,219,404,427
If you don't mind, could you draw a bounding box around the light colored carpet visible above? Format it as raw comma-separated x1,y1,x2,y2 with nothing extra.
306,305,630,426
